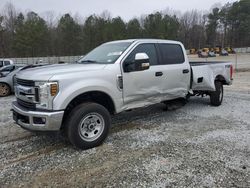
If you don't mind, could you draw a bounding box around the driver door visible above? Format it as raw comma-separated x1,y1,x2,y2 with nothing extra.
122,43,163,109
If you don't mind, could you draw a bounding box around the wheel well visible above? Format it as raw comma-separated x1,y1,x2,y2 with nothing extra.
215,75,226,84
0,82,10,86
61,91,116,129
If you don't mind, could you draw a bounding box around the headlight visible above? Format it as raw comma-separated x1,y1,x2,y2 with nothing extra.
35,81,59,109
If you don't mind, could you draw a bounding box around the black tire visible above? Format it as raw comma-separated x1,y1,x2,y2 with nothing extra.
65,102,111,149
210,81,223,106
0,83,11,97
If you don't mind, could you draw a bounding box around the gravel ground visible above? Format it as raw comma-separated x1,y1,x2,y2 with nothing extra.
0,72,250,187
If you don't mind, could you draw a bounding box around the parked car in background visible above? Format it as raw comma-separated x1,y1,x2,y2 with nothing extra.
0,64,49,97
0,59,14,68
220,49,229,56
0,64,21,77
225,47,235,54
208,51,216,57
0,65,23,97
198,50,208,58
214,46,222,54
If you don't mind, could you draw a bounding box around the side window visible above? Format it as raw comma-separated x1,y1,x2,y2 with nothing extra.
159,44,185,65
4,61,11,66
124,43,158,66
0,61,3,67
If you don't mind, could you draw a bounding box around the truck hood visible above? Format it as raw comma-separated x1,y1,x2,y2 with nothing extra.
16,63,107,81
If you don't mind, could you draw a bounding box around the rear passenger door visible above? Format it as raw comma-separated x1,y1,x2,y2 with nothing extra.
157,43,190,100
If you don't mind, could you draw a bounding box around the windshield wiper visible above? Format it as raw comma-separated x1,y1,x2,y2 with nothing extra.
80,60,98,64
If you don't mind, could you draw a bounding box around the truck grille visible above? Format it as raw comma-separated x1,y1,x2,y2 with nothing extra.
16,78,35,87
17,98,36,110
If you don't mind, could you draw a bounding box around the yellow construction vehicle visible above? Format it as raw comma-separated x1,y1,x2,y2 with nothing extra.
189,48,197,54
214,47,221,54
225,47,235,54
202,48,210,53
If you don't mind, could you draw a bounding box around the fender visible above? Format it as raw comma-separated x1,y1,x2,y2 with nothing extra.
52,78,123,112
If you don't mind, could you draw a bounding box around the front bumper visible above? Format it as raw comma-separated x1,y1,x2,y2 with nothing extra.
12,101,64,131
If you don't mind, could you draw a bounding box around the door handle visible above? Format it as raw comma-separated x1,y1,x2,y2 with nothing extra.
155,72,163,77
183,69,190,74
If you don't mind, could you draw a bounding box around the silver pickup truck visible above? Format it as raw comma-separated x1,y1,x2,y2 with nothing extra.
12,39,233,149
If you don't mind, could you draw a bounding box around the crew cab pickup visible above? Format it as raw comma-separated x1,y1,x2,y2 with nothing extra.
12,39,233,149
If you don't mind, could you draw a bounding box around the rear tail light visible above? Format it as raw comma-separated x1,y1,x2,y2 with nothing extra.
230,65,233,80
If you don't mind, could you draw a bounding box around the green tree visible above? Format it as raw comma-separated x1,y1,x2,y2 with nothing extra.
227,0,250,47
109,17,126,40
1,0,250,58
12,13,24,56
57,13,82,56
0,15,5,57
126,18,142,38
82,15,108,53
143,12,165,38
163,14,179,40
219,3,232,47
206,7,220,46
2,2,17,57
143,12,179,40
13,12,48,57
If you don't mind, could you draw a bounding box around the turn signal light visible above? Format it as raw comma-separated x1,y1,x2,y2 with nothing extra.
50,84,58,96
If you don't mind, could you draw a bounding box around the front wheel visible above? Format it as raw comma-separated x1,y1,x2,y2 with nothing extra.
210,81,223,106
65,102,111,149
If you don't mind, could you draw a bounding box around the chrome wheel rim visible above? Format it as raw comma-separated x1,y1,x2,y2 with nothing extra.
78,113,105,142
0,83,9,96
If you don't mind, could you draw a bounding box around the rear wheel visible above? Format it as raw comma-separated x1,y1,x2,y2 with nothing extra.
65,102,110,149
0,83,11,97
210,81,223,106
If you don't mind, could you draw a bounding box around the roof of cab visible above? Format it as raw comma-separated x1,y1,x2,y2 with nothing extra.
0,59,13,61
105,38,181,45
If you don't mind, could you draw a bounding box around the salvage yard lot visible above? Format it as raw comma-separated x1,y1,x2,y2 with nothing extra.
188,53,250,71
1,72,250,187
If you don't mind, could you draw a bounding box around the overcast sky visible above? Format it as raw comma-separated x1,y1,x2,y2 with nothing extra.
0,0,236,21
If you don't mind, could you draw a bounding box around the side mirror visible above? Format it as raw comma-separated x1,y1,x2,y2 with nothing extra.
124,53,150,72
135,53,150,71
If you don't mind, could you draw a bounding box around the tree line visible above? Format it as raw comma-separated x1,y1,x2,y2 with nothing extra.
0,0,249,58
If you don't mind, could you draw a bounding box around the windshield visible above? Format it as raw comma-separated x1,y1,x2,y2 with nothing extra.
0,65,14,72
79,42,132,64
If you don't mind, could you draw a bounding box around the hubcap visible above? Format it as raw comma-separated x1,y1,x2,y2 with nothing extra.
78,113,105,142
0,83,9,96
